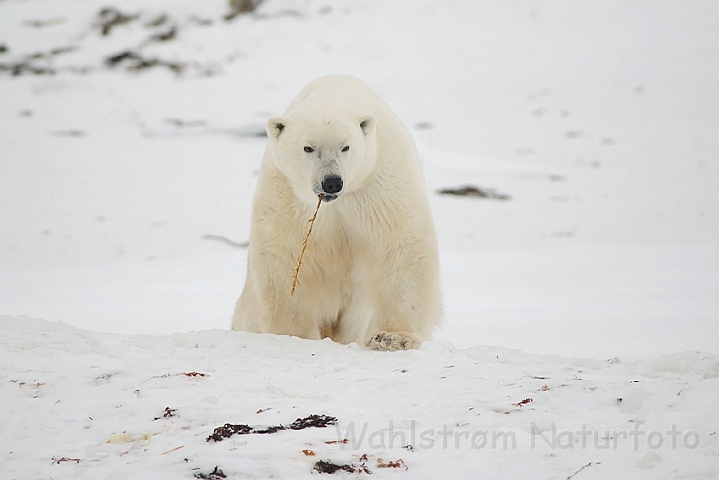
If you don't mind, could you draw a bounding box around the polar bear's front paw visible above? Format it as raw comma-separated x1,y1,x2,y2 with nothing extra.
367,331,421,351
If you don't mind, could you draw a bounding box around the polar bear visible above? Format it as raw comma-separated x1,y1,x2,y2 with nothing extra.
231,75,441,351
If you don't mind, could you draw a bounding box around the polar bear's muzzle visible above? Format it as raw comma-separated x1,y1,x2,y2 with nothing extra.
313,150,343,202
317,174,343,202
321,174,343,194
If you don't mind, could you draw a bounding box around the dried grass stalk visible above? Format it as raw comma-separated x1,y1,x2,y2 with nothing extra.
291,194,323,296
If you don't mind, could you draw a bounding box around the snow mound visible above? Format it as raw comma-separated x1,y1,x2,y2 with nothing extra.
2,315,717,479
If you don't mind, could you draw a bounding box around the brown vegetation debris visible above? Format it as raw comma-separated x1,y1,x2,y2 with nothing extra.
154,407,177,420
313,454,371,475
207,414,338,442
194,466,226,479
377,458,407,470
325,439,348,445
437,185,511,200
96,7,138,36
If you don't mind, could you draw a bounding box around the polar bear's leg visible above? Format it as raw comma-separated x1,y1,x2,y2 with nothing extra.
231,272,263,332
364,245,440,351
366,297,428,351
264,297,323,340
233,265,323,340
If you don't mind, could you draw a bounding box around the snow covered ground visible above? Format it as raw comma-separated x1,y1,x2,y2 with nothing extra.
2,315,718,479
1,0,718,478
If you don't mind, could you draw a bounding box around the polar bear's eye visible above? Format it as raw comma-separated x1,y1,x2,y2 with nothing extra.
304,146,314,153
342,145,350,152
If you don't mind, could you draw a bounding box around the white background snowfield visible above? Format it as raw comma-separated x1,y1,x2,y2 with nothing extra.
0,0,717,479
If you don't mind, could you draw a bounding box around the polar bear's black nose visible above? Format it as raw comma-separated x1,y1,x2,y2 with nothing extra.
321,175,343,195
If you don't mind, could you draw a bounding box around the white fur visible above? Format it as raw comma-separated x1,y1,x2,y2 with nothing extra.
231,75,441,350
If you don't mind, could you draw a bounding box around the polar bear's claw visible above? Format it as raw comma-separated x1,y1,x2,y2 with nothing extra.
367,332,421,351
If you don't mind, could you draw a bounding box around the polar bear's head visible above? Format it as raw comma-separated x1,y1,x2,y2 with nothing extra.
265,108,377,206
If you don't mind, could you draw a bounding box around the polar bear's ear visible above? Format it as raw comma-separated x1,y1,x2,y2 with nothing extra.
266,116,286,139
359,114,376,136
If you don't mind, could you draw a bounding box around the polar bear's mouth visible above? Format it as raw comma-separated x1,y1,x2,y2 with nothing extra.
321,194,338,203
